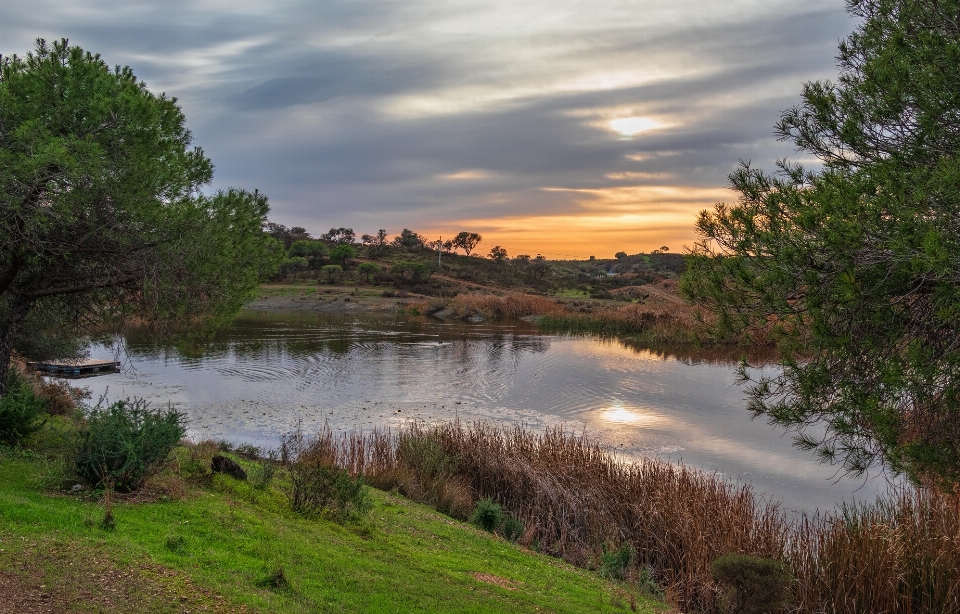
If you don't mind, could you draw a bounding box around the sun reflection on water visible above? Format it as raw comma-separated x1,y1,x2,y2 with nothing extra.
599,403,664,427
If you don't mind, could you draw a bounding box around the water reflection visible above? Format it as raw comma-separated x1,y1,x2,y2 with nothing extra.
596,403,666,427
83,310,893,514
612,336,780,367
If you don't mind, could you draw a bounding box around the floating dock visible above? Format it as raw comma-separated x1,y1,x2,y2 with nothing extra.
27,359,121,378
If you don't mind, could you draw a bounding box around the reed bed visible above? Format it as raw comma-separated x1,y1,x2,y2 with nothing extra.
315,420,960,613
448,292,564,319
538,302,702,342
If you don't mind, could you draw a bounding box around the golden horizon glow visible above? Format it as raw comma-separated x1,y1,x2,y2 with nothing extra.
417,184,726,259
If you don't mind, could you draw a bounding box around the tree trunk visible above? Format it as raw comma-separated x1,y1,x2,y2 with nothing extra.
0,298,32,397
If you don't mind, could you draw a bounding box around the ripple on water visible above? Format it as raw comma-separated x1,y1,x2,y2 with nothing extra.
78,310,896,514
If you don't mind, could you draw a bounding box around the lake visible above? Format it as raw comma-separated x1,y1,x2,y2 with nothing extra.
83,309,896,514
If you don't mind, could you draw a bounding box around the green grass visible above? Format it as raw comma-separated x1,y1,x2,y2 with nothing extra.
257,283,317,297
550,288,591,298
0,448,664,613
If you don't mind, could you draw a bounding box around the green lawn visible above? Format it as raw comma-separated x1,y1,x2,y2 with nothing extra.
0,449,664,613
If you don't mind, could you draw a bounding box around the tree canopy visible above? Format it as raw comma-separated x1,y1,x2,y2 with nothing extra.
681,0,960,484
488,246,508,265
0,39,281,392
452,232,482,256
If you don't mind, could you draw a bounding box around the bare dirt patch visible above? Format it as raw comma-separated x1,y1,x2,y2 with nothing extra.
0,539,242,614
470,572,520,590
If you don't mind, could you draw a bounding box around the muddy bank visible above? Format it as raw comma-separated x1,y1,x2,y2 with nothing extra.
245,294,397,312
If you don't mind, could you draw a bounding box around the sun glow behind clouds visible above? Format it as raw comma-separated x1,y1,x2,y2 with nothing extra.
609,116,661,136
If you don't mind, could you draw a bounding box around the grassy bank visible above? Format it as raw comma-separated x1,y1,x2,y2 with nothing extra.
0,442,664,613
324,422,960,614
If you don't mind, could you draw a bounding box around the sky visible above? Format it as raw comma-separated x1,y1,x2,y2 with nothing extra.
1,0,853,258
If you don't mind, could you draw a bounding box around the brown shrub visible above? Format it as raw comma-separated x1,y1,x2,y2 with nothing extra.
35,378,89,416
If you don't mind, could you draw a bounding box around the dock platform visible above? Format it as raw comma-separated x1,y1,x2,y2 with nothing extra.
27,359,121,378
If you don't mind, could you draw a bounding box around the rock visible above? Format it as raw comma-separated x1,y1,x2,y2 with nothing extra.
211,455,247,480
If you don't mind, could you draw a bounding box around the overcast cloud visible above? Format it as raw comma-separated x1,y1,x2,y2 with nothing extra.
1,0,853,256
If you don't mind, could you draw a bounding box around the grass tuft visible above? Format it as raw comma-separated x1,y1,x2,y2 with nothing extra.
255,566,290,591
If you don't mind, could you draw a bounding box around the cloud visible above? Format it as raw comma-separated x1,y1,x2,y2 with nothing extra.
0,0,853,255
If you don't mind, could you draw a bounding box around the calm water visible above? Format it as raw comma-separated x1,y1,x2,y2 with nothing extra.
83,310,894,514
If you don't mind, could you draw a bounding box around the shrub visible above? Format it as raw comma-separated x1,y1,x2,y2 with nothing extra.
710,553,793,614
74,399,186,493
250,455,278,490
396,430,458,492
503,515,524,542
33,376,87,416
600,543,635,581
282,428,370,520
321,264,344,283
637,565,665,600
235,442,262,459
0,371,47,446
470,497,503,532
286,460,370,520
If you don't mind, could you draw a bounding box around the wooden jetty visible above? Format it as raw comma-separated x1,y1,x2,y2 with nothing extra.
27,358,121,378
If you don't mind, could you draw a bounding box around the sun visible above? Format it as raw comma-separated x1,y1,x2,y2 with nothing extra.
609,116,661,136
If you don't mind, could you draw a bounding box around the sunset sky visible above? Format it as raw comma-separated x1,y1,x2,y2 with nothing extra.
2,0,852,258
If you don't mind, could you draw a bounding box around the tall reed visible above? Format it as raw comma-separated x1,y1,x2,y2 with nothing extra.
448,293,563,319
538,302,701,342
318,420,960,613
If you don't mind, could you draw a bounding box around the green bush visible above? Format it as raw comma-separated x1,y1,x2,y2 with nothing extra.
285,459,370,520
600,543,634,581
502,515,524,542
470,497,503,532
710,553,794,614
397,431,458,492
250,456,277,490
0,371,47,446
74,399,186,492
637,565,664,600
282,429,370,520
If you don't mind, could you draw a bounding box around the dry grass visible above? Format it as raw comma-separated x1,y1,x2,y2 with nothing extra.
448,293,564,319
10,359,91,416
315,421,960,613
538,302,704,343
